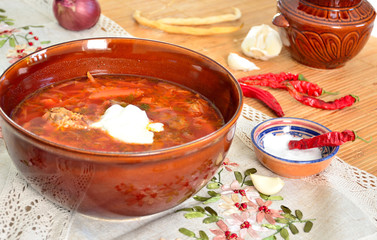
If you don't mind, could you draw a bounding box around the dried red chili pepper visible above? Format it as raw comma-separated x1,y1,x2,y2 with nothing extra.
238,79,336,97
286,83,358,110
288,130,371,149
238,72,305,83
238,79,286,90
288,81,337,97
240,83,284,117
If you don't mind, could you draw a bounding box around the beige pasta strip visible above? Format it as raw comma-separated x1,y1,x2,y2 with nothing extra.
133,10,242,36
156,7,242,26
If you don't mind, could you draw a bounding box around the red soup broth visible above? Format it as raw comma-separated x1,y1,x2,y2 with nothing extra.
11,74,224,152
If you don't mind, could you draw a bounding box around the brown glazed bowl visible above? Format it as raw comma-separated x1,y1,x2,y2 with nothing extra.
273,0,376,69
0,38,243,218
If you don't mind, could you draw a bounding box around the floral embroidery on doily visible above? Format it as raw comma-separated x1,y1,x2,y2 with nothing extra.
176,162,315,240
0,20,50,63
0,9,51,139
6,44,40,63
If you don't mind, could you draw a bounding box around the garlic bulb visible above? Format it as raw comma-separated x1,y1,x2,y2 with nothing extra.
241,24,282,60
227,53,259,71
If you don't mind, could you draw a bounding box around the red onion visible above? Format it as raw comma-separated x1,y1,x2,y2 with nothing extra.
53,0,101,31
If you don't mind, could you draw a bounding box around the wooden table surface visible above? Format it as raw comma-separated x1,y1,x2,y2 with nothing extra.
98,0,377,177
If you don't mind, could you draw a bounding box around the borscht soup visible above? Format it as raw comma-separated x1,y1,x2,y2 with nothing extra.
11,74,224,152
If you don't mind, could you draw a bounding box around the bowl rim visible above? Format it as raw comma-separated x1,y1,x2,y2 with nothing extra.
251,117,339,164
0,37,243,159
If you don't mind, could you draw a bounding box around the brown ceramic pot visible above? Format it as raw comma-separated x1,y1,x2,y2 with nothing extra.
273,0,376,69
0,38,243,219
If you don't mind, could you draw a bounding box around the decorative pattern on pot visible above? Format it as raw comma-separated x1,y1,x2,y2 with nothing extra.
292,29,371,68
273,0,376,69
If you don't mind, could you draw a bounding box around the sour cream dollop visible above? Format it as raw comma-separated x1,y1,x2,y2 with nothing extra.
263,133,322,161
91,104,164,144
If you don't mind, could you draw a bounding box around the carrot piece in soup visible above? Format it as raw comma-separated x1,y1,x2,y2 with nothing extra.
88,88,144,99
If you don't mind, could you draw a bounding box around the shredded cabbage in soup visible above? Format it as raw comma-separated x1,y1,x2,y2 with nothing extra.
12,74,224,152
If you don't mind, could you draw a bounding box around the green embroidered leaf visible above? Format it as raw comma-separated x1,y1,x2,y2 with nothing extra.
203,216,219,224
184,212,206,219
259,193,269,200
262,224,282,230
40,40,51,45
30,25,44,28
206,182,220,189
9,37,15,47
199,230,209,240
175,207,194,213
204,206,218,216
275,218,289,224
179,228,196,237
193,206,205,213
203,195,221,204
0,9,6,12
280,228,289,239
21,26,30,30
267,195,284,201
262,236,277,240
282,213,297,221
261,224,275,229
234,171,243,183
243,180,253,186
281,205,292,214
304,221,313,232
295,210,303,220
259,192,284,201
0,39,6,48
207,191,219,197
244,168,257,175
289,223,299,234
193,195,210,202
5,21,14,26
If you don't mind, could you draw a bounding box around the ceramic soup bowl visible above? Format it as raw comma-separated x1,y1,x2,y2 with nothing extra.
0,38,243,218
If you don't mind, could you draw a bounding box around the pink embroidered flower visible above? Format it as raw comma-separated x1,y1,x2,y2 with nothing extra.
210,220,244,240
221,180,259,201
222,158,239,171
254,198,283,224
0,23,18,36
219,195,256,215
6,44,39,63
227,212,265,239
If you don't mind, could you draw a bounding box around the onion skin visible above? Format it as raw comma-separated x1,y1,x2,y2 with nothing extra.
53,0,101,31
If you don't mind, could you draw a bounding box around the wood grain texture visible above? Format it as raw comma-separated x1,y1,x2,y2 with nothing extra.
98,0,377,176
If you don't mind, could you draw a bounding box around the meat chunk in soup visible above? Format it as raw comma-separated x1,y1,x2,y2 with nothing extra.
43,107,89,129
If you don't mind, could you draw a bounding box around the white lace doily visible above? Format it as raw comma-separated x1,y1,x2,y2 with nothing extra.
0,0,132,239
0,0,377,239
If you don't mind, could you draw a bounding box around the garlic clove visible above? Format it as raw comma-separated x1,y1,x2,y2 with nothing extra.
227,53,260,71
241,24,282,61
250,174,284,195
